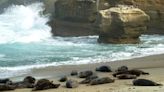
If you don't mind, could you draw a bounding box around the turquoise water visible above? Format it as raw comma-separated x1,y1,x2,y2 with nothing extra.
0,2,164,78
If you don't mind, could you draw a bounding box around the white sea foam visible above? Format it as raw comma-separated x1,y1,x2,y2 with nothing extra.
0,2,51,44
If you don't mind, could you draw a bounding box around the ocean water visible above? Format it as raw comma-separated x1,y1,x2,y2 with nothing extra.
0,2,164,78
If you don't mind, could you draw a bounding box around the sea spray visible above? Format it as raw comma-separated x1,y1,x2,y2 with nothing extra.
0,2,51,44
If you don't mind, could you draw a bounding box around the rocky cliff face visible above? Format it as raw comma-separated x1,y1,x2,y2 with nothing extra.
49,0,99,36
45,0,164,36
98,5,150,44
116,0,164,34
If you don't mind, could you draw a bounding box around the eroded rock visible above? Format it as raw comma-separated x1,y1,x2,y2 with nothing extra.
98,5,150,44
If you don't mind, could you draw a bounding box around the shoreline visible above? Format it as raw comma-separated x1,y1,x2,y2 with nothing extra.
5,53,164,92
10,53,164,79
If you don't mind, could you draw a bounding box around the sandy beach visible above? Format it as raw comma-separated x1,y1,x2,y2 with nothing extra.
4,54,164,92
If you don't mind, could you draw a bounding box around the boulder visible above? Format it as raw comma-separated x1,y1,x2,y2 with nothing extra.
66,80,79,88
98,5,150,44
117,0,164,34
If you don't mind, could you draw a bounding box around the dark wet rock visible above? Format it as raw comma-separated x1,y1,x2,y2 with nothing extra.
59,76,67,82
113,69,149,77
33,79,60,91
96,65,112,72
116,74,137,79
71,70,78,76
90,77,114,85
80,75,98,84
133,79,162,86
49,0,98,36
0,84,16,91
79,71,93,78
117,66,129,72
66,80,79,88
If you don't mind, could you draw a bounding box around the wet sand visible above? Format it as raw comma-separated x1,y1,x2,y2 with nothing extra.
6,54,164,92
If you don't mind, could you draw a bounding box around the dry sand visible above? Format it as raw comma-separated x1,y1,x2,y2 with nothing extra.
5,54,164,92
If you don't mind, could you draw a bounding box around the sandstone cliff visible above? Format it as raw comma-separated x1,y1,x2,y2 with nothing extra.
48,0,99,36
116,0,164,34
98,5,150,44
44,0,164,36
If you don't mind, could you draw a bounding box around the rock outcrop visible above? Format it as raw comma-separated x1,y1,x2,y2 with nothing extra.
43,0,164,37
48,0,99,36
98,5,150,44
117,0,164,34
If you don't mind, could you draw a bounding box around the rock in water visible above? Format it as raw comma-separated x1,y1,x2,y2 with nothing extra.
96,65,112,72
98,5,150,44
90,77,114,85
79,71,93,78
66,80,79,88
133,79,162,86
33,79,60,91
